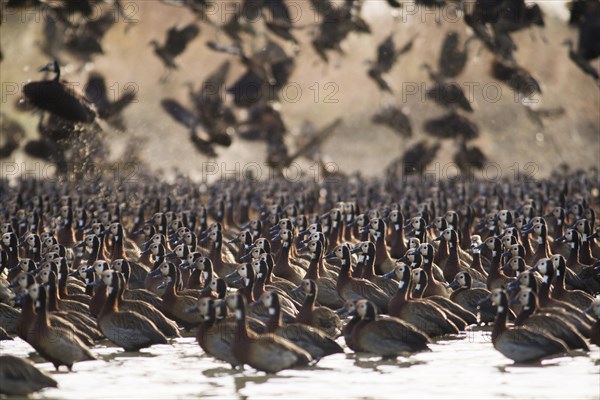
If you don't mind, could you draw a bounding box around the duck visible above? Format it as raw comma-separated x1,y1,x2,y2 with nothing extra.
350,299,430,357
411,268,477,326
300,239,344,309
26,283,96,371
586,300,600,346
364,218,396,274
384,209,408,259
351,241,398,296
547,254,595,309
150,262,203,330
415,243,452,296
326,244,389,313
434,228,485,283
481,236,512,290
511,288,589,351
249,259,301,313
294,279,342,338
447,271,495,323
254,291,343,360
225,293,312,373
508,270,592,337
200,230,238,281
111,259,163,308
96,269,169,351
0,355,58,396
109,272,180,337
271,228,306,284
483,289,568,363
385,263,460,336
468,235,489,276
186,297,242,368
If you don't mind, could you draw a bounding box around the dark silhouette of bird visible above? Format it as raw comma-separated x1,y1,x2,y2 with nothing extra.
524,106,565,129
64,11,115,63
285,118,343,166
368,34,415,92
150,23,200,73
422,64,473,112
311,0,371,62
453,141,488,171
219,40,294,108
22,61,97,123
394,140,441,175
424,112,479,141
491,57,542,98
438,32,474,79
262,0,299,44
85,72,136,131
372,106,412,138
563,2,600,82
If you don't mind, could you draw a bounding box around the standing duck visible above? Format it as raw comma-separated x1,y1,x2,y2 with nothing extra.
483,289,568,363
301,240,344,309
0,355,57,396
411,268,477,325
352,241,398,297
586,300,600,346
294,279,342,338
447,271,495,323
350,299,430,357
511,289,589,351
255,291,343,360
385,264,459,336
225,294,312,373
97,270,169,351
26,284,96,370
326,244,389,313
548,254,594,309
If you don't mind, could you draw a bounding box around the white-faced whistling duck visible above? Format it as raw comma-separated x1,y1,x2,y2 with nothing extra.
300,240,344,309
254,291,343,360
149,262,203,330
511,289,589,351
27,284,96,371
294,279,343,338
186,297,242,368
97,270,168,351
326,244,389,313
483,289,568,363
350,299,430,358
225,294,312,373
0,355,58,396
411,268,477,326
351,241,397,297
386,264,459,336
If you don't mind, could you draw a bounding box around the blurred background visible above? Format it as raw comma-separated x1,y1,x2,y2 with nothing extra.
0,0,598,181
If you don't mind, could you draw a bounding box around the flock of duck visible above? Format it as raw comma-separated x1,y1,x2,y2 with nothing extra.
0,170,599,395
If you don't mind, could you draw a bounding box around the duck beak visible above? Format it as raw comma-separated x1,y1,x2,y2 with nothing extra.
227,238,237,244
133,229,144,235
506,280,520,292
179,261,190,270
225,271,240,280
509,296,520,305
297,246,308,253
554,235,566,243
501,263,511,274
185,305,199,314
403,222,412,230
8,265,22,272
501,250,511,257
324,252,335,260
68,270,79,277
74,241,85,249
199,236,210,244
249,300,262,307
156,283,167,290
140,248,151,256
88,279,103,287
271,234,281,242
148,269,162,278
350,247,361,254
165,252,177,259
292,285,302,293
476,243,486,251
446,280,459,289
383,270,396,280
346,220,356,227
335,307,349,317
433,235,442,242
239,252,252,261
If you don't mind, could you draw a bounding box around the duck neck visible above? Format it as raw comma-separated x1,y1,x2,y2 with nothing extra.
392,278,409,304
101,285,119,317
491,303,508,344
553,265,567,296
266,305,281,333
46,281,60,312
362,252,376,280
110,235,125,261
234,306,249,341
566,238,580,267
470,251,485,275
390,223,407,258
274,242,291,276
445,239,460,276
188,269,202,289
537,278,551,307
579,235,594,264
305,250,321,280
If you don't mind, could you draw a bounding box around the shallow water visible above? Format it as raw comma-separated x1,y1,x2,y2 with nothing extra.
2,327,598,399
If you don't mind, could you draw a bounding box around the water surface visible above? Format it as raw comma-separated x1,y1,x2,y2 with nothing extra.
2,328,598,399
